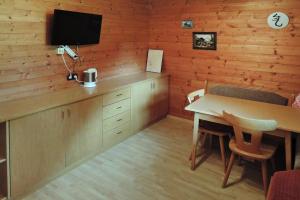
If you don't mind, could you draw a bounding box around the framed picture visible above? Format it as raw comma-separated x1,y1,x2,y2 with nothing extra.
193,32,217,50
146,49,163,73
182,20,193,29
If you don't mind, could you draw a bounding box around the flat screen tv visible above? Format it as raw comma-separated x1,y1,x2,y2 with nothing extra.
51,9,102,45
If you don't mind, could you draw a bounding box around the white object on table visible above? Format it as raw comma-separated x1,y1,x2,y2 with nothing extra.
146,49,163,73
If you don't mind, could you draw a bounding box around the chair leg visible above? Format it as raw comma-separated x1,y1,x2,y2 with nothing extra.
222,152,235,188
208,134,213,152
200,132,208,147
270,157,276,171
261,160,268,196
219,136,226,172
238,156,242,166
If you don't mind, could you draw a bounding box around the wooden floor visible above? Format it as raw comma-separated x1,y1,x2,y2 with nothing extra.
24,117,265,200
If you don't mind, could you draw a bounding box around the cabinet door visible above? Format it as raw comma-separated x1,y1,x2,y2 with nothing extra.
152,76,169,121
64,96,102,166
131,79,153,133
10,106,65,198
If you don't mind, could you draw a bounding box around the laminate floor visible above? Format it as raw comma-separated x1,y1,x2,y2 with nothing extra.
24,117,265,200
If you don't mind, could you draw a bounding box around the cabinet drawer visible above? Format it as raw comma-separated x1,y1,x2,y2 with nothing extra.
103,99,130,119
103,111,130,132
103,122,131,149
103,87,131,106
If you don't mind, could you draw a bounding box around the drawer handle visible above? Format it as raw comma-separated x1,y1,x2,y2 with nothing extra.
116,106,122,109
116,94,123,97
117,119,122,122
67,109,71,118
116,131,122,135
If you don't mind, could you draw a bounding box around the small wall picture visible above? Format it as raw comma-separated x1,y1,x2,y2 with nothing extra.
182,20,193,29
193,32,217,50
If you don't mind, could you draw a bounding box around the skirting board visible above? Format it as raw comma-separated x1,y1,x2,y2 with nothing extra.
167,114,193,124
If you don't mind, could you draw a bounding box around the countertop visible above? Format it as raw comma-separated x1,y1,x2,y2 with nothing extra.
0,72,168,123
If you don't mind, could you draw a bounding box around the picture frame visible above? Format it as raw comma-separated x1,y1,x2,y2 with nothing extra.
193,32,217,50
146,49,163,73
182,20,193,29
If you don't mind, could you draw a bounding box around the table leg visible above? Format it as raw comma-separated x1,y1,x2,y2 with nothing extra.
191,113,200,170
285,132,292,170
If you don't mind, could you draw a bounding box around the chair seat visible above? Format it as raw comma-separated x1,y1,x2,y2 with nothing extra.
267,170,300,200
229,139,277,160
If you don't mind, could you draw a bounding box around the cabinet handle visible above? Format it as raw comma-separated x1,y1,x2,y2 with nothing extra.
67,109,71,118
116,131,122,135
116,93,123,97
61,111,65,119
116,106,122,109
117,119,122,122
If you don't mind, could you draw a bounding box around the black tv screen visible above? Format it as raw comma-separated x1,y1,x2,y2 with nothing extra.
51,9,102,45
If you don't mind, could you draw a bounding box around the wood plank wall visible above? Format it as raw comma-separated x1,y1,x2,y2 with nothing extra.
148,0,300,119
0,0,149,102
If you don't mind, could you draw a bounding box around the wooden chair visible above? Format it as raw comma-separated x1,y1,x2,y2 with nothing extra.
222,111,278,195
267,170,300,200
207,81,295,170
187,89,229,172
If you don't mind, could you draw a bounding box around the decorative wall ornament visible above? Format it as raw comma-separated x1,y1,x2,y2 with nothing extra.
267,12,289,29
182,20,193,29
193,32,217,50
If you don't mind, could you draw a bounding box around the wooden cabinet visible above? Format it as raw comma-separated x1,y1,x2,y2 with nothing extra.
131,79,153,133
102,87,132,150
64,97,102,166
152,76,169,122
132,76,169,133
10,106,66,198
103,98,130,119
103,122,131,150
103,111,130,132
9,96,102,198
4,74,169,199
103,87,131,106
0,123,8,200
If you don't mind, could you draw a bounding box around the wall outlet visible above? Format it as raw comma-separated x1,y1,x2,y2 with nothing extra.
57,47,64,55
67,73,78,81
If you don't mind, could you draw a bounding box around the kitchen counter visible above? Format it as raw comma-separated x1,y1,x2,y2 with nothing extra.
0,72,169,122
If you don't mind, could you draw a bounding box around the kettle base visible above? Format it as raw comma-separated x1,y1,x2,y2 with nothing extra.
83,82,96,88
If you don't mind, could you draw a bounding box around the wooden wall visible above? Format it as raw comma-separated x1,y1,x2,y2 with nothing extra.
1,0,300,119
0,0,149,102
148,0,300,119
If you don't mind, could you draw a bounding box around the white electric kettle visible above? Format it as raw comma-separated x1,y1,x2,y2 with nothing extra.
83,68,98,88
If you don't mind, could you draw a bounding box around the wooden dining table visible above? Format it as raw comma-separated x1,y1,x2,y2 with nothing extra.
185,94,300,170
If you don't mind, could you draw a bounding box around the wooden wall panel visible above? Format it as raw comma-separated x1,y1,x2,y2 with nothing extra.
148,0,300,119
0,0,149,102
1,0,300,120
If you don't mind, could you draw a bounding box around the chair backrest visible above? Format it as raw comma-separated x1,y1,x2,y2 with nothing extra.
223,111,277,154
187,89,205,104
207,82,294,106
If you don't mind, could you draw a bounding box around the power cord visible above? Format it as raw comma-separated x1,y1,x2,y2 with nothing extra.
60,46,85,84
61,54,73,74
75,75,83,83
